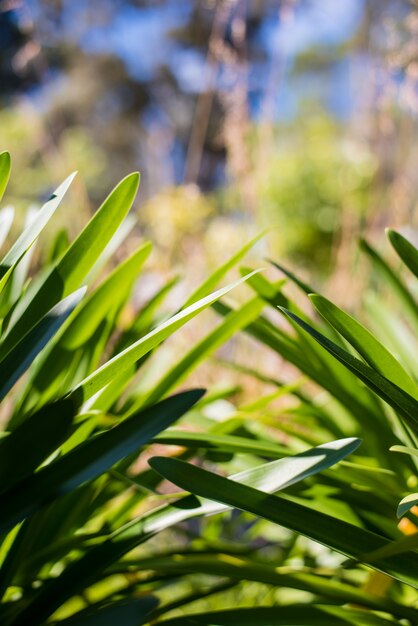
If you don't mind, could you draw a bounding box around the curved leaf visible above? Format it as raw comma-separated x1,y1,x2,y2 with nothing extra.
279,307,418,432
310,294,417,399
149,457,418,588
11,439,360,625
387,228,418,280
397,493,418,518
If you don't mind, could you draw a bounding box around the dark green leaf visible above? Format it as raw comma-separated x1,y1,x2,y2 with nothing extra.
11,439,359,625
0,389,205,534
279,307,418,432
0,399,75,492
158,605,397,626
310,294,417,398
149,457,418,588
55,596,158,626
387,228,418,280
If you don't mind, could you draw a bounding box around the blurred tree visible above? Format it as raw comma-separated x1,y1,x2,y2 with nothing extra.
0,0,416,274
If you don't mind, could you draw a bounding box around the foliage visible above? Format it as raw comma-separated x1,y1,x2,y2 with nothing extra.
251,114,377,267
0,152,417,624
154,225,418,622
0,153,365,624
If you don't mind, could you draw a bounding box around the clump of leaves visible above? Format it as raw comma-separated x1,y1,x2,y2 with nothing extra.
154,227,418,622
0,152,366,625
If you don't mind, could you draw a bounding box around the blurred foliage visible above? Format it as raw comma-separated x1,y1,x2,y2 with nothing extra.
252,113,378,266
0,0,417,271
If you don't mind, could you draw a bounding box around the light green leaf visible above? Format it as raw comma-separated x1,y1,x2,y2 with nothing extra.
153,430,289,457
182,232,265,308
397,493,418,518
62,241,151,350
390,444,418,459
1,172,140,356
0,173,76,280
129,275,179,337
137,296,265,409
71,272,260,406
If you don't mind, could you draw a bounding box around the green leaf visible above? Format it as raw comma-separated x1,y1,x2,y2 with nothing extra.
14,242,152,418
153,430,289,457
11,439,360,625
0,389,204,534
150,580,236,621
364,292,418,377
137,296,265,409
390,444,418,459
397,493,418,518
0,287,86,402
387,228,418,279
0,399,75,493
70,272,259,406
0,173,76,281
362,532,418,562
128,552,418,621
157,605,398,626
240,269,287,307
182,232,265,308
269,258,315,294
56,596,159,626
279,307,418,432
0,151,11,202
129,275,179,337
84,213,136,283
310,294,418,399
149,457,418,588
215,301,383,433
62,241,151,350
360,238,418,330
1,172,140,356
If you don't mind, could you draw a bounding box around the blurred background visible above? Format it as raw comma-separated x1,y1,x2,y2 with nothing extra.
0,0,417,295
